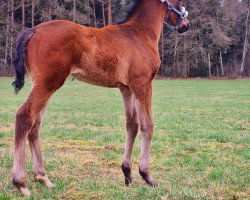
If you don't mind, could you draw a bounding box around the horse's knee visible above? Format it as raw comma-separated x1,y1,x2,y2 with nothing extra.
140,122,153,136
126,121,139,134
126,109,139,133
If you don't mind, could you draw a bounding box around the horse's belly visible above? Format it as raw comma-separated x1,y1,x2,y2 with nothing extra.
70,68,119,88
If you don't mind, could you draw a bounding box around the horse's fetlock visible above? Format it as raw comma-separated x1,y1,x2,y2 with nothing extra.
122,162,132,185
122,162,131,172
12,177,26,189
139,168,149,179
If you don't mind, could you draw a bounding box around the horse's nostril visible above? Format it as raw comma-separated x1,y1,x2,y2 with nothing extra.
182,25,188,32
178,24,189,33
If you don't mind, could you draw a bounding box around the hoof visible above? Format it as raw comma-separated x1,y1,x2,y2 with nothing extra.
125,176,133,186
35,175,54,188
20,187,31,197
147,179,158,187
121,164,133,186
12,178,31,196
139,169,158,187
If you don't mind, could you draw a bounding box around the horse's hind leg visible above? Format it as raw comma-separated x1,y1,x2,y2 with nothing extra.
28,107,53,188
119,85,139,186
13,78,64,196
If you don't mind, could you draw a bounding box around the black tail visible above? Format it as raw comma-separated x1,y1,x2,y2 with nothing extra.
12,28,35,94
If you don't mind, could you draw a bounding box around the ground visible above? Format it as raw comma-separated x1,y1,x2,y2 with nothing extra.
0,78,249,200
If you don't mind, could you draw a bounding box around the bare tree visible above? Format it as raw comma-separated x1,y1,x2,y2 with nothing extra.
31,0,35,27
4,1,10,70
240,2,250,77
208,52,211,77
22,0,25,29
220,51,224,76
87,0,91,26
174,35,178,74
107,0,112,25
73,0,76,22
182,35,188,77
102,0,106,26
10,0,14,64
92,0,97,27
161,29,164,68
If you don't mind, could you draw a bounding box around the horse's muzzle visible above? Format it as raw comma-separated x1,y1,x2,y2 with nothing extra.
177,18,189,33
178,23,189,33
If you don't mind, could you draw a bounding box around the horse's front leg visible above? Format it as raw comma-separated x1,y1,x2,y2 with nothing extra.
119,85,139,186
131,81,157,187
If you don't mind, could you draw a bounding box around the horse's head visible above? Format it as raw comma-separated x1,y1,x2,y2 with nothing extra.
161,0,189,33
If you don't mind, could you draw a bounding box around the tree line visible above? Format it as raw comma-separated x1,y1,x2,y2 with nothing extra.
0,0,249,77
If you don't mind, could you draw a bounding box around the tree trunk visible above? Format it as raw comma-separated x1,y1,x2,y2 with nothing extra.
4,31,9,69
22,0,25,29
92,0,97,27
161,28,164,68
10,0,14,65
240,2,250,77
87,0,91,26
73,0,76,22
102,0,106,26
4,1,10,73
220,51,224,76
107,0,112,25
174,34,178,75
216,65,219,77
208,52,212,77
32,0,35,27
181,35,188,78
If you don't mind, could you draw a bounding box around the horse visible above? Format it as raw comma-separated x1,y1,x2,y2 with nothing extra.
12,0,189,196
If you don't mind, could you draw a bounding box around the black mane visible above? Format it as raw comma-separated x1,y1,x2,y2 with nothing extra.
116,0,144,24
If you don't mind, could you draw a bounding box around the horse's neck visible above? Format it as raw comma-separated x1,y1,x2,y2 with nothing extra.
126,0,167,42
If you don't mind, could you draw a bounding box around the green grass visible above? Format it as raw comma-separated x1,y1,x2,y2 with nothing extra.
0,78,249,199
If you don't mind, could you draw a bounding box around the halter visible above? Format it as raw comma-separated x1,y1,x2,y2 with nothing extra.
160,0,189,36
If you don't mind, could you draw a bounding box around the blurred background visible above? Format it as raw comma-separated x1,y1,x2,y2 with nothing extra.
0,0,249,78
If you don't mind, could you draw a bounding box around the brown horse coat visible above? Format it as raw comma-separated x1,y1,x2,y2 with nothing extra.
12,0,189,196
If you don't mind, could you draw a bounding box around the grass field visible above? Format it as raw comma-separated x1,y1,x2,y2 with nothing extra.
0,78,249,199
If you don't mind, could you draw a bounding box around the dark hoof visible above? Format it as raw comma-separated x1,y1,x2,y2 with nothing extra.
122,164,133,186
139,169,158,187
125,176,132,186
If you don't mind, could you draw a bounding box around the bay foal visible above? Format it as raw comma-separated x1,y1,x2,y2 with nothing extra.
12,0,189,196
